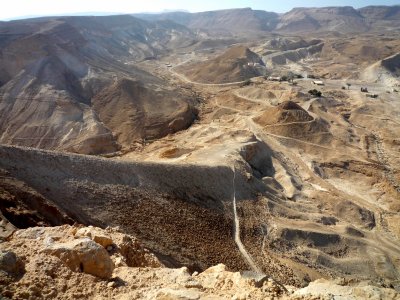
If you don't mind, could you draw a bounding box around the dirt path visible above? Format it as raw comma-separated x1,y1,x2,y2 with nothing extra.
262,119,316,128
245,118,334,151
214,98,244,113
232,91,271,106
232,167,262,273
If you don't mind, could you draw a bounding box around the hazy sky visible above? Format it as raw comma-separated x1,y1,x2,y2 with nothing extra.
1,0,399,20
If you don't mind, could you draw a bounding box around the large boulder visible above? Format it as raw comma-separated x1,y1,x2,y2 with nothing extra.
42,238,114,279
75,225,162,268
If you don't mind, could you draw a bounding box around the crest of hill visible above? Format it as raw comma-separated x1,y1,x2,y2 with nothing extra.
276,6,368,33
254,101,313,126
381,52,400,76
178,45,265,84
362,52,400,85
358,5,400,20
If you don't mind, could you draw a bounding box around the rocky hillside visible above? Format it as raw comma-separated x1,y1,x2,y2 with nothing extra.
91,78,194,146
259,37,324,65
359,5,400,20
362,52,400,86
2,225,398,299
0,16,197,154
1,144,400,289
381,52,400,76
177,46,265,84
276,6,368,33
262,38,322,52
0,144,265,275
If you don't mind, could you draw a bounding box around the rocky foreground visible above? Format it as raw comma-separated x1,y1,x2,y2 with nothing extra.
0,225,398,299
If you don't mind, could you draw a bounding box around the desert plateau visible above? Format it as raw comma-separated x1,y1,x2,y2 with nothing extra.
0,3,400,299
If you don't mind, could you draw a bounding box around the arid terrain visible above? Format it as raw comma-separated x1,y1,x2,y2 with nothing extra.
1,5,400,299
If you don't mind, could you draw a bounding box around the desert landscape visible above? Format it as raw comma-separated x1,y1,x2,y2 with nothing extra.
0,4,400,299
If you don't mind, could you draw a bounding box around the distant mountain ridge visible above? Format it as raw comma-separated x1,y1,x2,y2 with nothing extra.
134,8,279,34
358,5,400,20
134,5,400,34
276,6,367,33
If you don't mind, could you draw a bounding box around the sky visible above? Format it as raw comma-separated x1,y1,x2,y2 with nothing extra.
0,0,399,21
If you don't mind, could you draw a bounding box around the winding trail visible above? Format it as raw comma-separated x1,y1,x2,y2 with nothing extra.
232,167,262,273
232,167,290,292
245,118,334,151
262,119,316,128
232,91,271,106
214,99,243,113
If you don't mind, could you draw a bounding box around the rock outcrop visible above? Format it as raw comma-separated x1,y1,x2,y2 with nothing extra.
43,238,114,279
1,225,398,299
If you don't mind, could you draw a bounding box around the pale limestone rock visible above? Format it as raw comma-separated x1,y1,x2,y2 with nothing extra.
155,288,202,300
75,227,113,248
14,227,46,239
42,237,114,279
114,255,127,267
294,279,400,300
199,264,242,290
